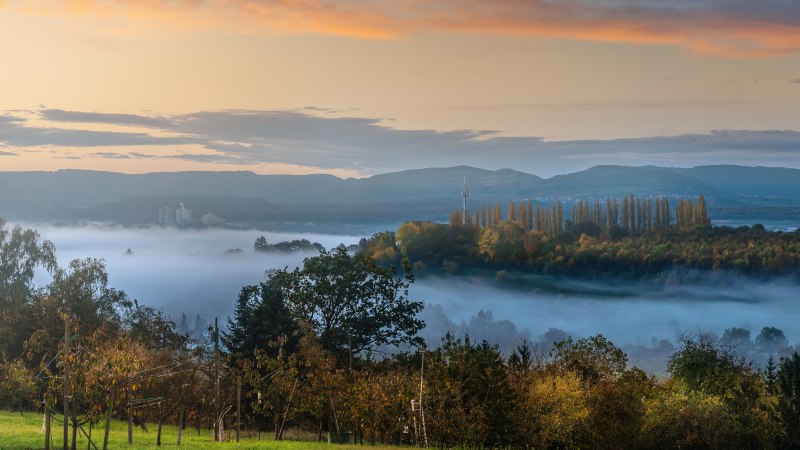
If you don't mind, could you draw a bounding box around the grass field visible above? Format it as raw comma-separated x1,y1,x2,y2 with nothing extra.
0,411,404,450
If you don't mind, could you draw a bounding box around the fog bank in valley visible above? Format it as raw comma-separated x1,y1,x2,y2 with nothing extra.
27,224,800,374
412,275,800,372
31,224,362,318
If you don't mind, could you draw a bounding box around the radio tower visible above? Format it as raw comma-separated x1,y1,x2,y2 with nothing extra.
461,176,468,225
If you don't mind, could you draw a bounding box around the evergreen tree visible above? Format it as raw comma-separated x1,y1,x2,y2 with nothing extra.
224,280,300,361
778,353,800,448
178,312,190,337
192,314,207,341
508,340,534,377
765,355,777,394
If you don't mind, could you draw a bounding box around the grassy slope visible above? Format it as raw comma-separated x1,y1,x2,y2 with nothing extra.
0,411,402,450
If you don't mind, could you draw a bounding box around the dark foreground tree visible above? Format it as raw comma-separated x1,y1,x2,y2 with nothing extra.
425,334,516,448
271,248,424,359
777,353,800,449
224,279,300,361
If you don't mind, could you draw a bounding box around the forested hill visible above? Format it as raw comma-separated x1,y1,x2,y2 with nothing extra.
0,165,798,228
676,165,800,199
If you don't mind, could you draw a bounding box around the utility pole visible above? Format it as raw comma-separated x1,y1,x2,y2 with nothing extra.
419,351,427,448
63,307,70,450
214,318,220,442
462,177,468,225
277,379,297,441
410,400,418,446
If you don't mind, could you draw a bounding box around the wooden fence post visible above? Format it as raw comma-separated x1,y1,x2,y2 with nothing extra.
236,376,241,442
103,384,114,450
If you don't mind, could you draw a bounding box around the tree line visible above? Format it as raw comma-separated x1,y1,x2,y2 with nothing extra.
373,197,799,279
450,194,710,236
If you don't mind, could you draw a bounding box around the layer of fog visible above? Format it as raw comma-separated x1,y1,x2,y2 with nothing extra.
25,224,800,374
413,275,800,373
31,224,362,318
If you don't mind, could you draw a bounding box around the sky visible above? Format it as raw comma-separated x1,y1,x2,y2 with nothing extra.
1,0,799,177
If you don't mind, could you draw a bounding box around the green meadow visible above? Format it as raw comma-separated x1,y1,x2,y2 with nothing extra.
0,411,402,450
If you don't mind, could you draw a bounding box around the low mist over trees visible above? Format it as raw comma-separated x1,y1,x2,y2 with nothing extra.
5,218,800,449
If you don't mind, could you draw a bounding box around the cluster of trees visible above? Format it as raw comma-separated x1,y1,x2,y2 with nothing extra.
0,219,213,449
7,218,800,449
0,218,425,448
372,211,798,278
450,195,710,236
254,236,325,253
217,246,800,450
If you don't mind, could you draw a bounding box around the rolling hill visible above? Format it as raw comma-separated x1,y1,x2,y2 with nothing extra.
0,165,797,230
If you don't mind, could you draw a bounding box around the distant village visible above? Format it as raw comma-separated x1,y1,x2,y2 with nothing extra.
157,202,226,227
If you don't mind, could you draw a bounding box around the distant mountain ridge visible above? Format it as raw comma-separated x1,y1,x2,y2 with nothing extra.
0,165,798,229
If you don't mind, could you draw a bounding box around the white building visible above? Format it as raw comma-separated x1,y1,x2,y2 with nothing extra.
201,213,223,226
158,206,175,224
176,202,192,224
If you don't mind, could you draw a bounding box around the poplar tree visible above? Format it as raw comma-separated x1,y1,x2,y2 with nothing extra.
526,200,534,230
695,195,710,226
535,205,543,231
621,197,629,231
556,201,563,234
628,194,636,232
654,199,662,229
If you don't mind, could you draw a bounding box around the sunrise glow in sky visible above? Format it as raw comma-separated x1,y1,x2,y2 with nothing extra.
1,1,799,177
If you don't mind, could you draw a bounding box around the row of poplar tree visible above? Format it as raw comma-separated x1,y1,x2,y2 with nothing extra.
450,194,711,235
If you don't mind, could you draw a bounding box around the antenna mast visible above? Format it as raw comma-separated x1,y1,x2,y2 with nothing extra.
461,177,468,225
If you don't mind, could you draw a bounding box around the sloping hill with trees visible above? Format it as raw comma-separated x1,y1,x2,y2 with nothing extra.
0,165,798,229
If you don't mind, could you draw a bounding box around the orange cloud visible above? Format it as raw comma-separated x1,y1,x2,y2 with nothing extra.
7,0,800,57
